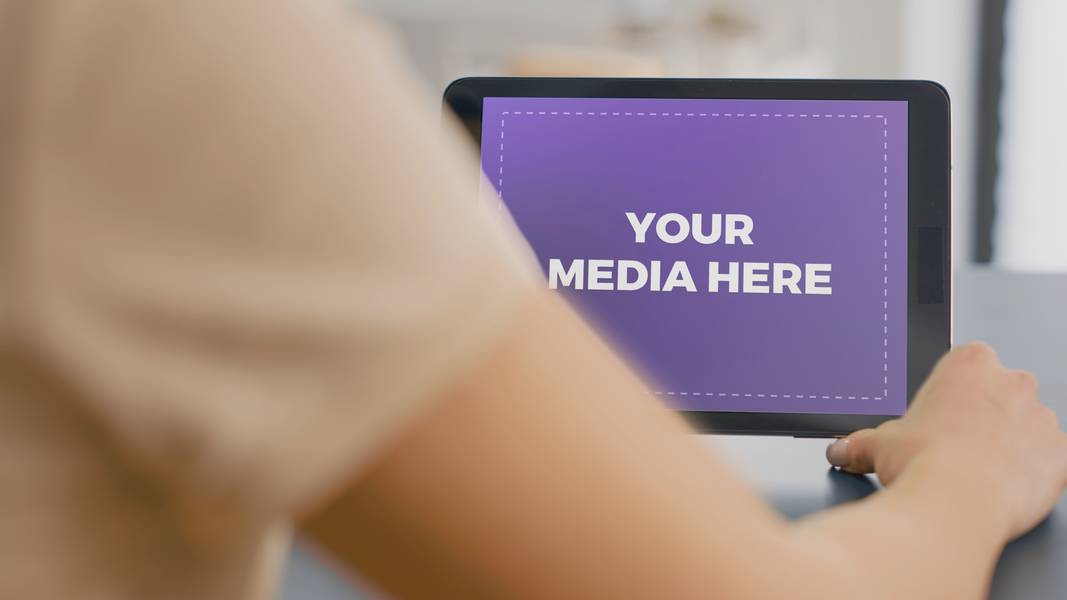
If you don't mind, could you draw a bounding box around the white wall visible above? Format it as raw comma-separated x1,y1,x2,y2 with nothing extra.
995,0,1067,271
355,0,904,86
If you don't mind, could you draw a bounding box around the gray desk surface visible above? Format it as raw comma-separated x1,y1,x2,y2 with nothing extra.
283,268,1067,599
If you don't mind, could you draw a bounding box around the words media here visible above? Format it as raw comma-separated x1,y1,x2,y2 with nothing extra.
548,212,833,295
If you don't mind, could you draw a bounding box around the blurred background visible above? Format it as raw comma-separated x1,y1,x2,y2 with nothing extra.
284,0,1062,597
357,0,1062,272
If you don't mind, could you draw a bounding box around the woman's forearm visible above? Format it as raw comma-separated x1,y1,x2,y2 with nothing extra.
303,294,1014,599
788,452,1007,599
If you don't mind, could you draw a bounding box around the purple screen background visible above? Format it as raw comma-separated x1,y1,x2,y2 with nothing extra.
481,97,908,415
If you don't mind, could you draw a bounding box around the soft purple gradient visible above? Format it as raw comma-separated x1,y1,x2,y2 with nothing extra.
481,97,908,415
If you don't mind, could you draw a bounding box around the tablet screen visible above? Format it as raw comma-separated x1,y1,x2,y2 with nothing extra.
480,98,908,416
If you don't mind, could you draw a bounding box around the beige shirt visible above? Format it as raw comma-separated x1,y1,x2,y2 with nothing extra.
0,1,530,598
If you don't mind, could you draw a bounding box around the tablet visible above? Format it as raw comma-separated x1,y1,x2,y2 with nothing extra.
444,78,950,436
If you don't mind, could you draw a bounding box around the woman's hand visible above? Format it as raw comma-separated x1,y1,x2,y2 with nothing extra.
827,342,1067,539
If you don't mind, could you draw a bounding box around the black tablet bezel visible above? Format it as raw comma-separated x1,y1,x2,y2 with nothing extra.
444,77,950,436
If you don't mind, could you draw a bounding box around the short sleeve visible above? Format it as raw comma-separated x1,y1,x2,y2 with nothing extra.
9,1,535,519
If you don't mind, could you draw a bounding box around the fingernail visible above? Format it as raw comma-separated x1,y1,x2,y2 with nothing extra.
826,438,850,467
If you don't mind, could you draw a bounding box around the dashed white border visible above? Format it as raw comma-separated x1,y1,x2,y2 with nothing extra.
496,109,892,403
502,111,884,119
882,116,889,399
653,391,881,401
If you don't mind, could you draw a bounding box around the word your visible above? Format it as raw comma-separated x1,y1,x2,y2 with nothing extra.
626,212,754,245
548,259,832,295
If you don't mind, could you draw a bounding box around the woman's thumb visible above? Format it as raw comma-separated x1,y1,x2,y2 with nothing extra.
826,428,881,474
